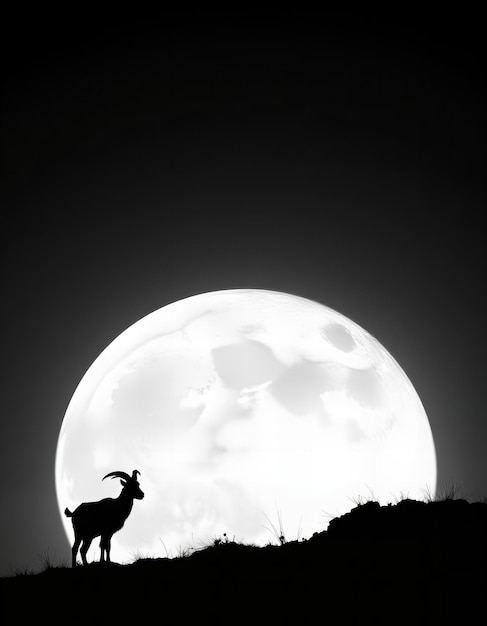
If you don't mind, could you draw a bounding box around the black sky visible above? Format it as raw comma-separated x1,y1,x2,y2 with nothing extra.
1,10,485,574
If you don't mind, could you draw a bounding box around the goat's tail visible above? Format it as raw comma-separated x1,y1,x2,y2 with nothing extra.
64,508,73,517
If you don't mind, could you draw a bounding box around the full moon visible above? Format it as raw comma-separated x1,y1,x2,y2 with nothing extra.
56,289,436,562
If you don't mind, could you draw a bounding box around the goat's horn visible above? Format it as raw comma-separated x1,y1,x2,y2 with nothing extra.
103,471,131,482
132,470,141,479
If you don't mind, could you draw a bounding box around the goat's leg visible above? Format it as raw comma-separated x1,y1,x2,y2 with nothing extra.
80,538,93,566
72,536,81,568
105,535,112,563
100,535,109,562
99,536,105,562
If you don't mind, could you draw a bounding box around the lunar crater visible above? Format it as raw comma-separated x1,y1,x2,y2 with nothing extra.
321,323,356,352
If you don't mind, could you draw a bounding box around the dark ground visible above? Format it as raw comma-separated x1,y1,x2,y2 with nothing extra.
2,498,485,624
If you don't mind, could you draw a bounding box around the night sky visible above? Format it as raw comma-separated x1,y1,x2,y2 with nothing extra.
1,10,485,574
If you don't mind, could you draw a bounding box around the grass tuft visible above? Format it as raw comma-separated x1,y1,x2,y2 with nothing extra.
262,504,287,545
38,547,69,571
438,481,466,501
422,480,466,503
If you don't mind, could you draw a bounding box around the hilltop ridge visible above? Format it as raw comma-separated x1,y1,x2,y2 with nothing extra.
2,498,486,623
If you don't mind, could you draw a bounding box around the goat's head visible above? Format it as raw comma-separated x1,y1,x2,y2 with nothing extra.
103,469,144,500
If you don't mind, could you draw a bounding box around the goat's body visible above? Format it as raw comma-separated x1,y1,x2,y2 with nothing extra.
70,496,134,539
65,470,144,567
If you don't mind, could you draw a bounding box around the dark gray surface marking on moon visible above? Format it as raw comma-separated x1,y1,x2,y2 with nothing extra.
346,368,383,409
321,323,356,352
212,340,285,389
271,361,329,416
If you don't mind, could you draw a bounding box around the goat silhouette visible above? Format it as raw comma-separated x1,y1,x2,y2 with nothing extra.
65,469,144,567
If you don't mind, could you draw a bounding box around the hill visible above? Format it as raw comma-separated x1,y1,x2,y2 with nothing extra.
2,498,486,623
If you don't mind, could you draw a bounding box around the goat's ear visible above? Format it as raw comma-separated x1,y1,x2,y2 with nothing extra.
120,479,127,487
